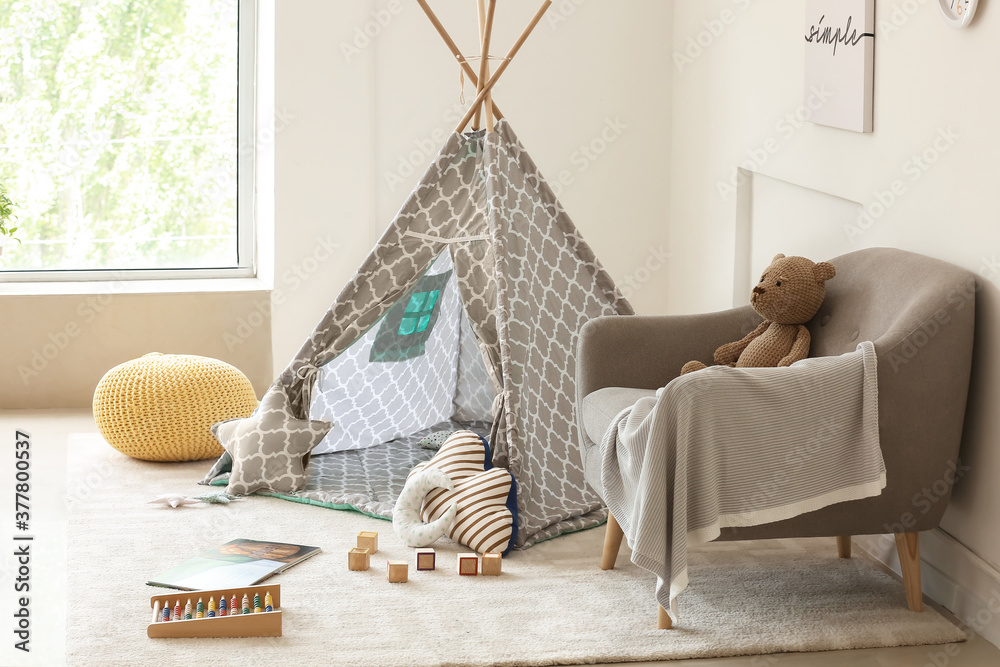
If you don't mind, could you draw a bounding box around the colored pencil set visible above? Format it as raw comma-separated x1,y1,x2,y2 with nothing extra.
147,584,282,638
152,591,275,623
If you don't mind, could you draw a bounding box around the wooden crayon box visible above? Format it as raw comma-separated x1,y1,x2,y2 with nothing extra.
147,584,282,638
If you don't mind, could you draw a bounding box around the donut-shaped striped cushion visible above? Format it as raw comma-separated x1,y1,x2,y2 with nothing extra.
409,431,517,555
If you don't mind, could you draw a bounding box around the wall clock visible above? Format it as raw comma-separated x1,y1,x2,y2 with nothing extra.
938,0,978,28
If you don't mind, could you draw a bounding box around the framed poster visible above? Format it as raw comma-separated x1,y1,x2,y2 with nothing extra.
804,0,875,133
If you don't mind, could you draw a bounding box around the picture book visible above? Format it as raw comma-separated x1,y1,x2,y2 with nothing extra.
148,539,321,591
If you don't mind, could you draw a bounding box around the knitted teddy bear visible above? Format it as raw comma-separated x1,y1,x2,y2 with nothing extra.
681,254,836,374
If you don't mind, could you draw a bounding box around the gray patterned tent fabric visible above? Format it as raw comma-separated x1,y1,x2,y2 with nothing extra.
275,121,633,547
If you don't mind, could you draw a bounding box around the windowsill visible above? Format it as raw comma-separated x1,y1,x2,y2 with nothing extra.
0,276,271,297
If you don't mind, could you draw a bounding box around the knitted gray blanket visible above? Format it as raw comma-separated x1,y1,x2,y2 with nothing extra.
600,342,885,622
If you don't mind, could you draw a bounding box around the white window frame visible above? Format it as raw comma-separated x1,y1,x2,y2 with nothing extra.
0,0,257,283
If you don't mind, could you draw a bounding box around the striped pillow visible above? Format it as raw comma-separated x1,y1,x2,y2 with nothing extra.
409,431,517,555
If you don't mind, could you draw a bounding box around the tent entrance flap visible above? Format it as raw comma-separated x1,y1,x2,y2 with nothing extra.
309,251,495,454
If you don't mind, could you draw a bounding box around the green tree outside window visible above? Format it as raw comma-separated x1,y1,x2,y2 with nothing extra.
0,0,239,271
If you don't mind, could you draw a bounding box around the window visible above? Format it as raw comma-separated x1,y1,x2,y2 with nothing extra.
398,289,440,336
0,0,255,280
370,272,452,363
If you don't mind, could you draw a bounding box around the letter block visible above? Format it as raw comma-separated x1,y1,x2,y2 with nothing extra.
357,531,378,554
387,560,408,583
416,548,436,571
458,553,479,576
481,553,502,576
348,548,370,571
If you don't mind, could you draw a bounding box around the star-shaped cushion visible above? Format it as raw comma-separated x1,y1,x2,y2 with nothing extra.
409,430,518,555
210,385,331,495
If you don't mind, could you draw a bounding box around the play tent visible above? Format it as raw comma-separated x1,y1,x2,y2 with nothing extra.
250,0,633,547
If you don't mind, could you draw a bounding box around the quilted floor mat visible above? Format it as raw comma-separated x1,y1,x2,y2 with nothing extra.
209,420,491,519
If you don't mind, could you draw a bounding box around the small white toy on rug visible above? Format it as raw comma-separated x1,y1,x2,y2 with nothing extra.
148,494,200,508
392,467,458,547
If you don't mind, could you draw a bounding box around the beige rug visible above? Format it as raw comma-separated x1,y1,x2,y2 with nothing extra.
67,435,966,666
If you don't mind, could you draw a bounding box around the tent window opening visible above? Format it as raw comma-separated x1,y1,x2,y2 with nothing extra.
398,290,440,335
370,270,452,363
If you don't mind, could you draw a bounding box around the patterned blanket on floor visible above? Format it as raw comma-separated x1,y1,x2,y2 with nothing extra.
206,420,491,518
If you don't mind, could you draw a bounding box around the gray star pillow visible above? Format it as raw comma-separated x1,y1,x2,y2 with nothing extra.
210,385,332,495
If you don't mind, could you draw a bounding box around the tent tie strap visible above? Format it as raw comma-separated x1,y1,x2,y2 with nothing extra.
458,55,509,105
294,363,320,413
404,230,491,245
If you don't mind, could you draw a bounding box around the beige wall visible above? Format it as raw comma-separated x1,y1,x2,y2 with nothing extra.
270,0,675,375
0,291,273,409
668,0,1000,636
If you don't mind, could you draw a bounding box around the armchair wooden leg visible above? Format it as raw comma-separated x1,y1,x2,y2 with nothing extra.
601,512,624,570
658,604,673,629
894,531,923,612
837,535,852,558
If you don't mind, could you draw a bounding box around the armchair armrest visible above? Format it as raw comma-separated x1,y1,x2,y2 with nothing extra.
576,306,762,399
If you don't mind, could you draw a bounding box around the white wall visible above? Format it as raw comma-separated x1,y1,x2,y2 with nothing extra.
668,0,1000,640
271,0,674,376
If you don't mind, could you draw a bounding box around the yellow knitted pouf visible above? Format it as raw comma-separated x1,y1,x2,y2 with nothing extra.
93,353,259,462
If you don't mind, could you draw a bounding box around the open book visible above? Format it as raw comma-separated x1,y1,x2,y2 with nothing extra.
148,539,321,591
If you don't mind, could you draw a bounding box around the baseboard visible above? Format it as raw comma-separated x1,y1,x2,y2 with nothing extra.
855,529,1000,648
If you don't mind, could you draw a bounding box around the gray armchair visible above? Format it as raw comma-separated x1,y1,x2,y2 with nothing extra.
577,247,976,628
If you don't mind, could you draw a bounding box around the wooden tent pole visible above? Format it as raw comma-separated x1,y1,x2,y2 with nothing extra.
484,24,495,131
415,0,504,120
473,0,497,131
471,0,485,130
456,0,552,133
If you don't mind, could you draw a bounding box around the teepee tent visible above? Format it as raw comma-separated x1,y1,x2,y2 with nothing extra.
269,0,633,547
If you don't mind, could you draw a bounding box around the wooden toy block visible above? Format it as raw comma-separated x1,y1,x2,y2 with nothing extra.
357,531,379,554
387,560,408,583
147,584,281,638
481,552,502,576
458,553,479,576
416,548,436,571
348,547,370,571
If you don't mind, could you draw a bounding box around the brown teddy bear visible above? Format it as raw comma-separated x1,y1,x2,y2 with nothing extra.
681,254,836,374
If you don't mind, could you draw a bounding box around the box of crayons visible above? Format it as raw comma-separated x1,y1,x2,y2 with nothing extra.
147,584,281,638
